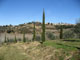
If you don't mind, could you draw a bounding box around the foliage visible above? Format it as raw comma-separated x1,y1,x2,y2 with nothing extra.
17,38,22,42
74,19,80,38
32,22,36,41
55,25,74,29
63,30,75,39
4,33,7,43
7,38,15,43
14,34,17,43
46,32,55,40
41,9,45,43
60,25,63,39
18,27,32,33
7,38,9,43
23,33,26,42
7,29,14,33
35,35,41,41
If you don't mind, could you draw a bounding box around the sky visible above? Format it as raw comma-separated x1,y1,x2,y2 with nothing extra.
0,0,80,25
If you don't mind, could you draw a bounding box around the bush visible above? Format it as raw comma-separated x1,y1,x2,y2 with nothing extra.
9,39,15,43
55,25,74,29
46,32,55,40
18,28,32,33
74,19,80,38
17,38,22,42
35,35,41,41
63,30,75,39
7,30,14,33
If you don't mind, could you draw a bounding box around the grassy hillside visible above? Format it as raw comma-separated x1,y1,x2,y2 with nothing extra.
0,40,80,60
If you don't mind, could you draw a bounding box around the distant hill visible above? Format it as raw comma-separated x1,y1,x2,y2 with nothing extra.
0,22,75,34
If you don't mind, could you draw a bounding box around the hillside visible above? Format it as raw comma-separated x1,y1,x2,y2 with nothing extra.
0,22,75,34
0,41,80,60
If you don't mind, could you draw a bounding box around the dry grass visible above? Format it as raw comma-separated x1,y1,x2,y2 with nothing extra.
0,41,80,60
0,33,33,43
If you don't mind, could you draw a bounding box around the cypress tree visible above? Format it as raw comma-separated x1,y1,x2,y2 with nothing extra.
60,25,63,39
7,38,9,43
33,22,36,41
4,33,7,43
23,33,26,42
41,9,45,44
14,34,17,43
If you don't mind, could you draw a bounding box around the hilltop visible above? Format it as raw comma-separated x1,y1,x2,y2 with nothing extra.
0,22,75,34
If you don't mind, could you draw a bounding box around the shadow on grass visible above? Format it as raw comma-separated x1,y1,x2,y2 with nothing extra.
57,43,80,50
63,39,80,42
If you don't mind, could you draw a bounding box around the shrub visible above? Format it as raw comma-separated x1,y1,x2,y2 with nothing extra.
35,35,41,41
63,30,75,39
18,28,32,33
9,39,15,43
17,38,22,42
26,38,31,42
23,33,26,42
73,19,80,38
55,25,74,29
7,29,14,33
46,32,55,40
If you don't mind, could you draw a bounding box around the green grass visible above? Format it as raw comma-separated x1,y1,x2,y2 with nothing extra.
61,39,80,48
43,40,79,51
0,39,80,60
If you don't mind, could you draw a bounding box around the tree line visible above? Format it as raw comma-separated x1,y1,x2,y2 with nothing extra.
3,10,80,44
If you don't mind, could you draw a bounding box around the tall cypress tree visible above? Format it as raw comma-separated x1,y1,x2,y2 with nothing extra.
14,33,17,43
23,33,26,42
60,25,63,39
33,22,36,41
4,33,7,43
41,9,45,44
